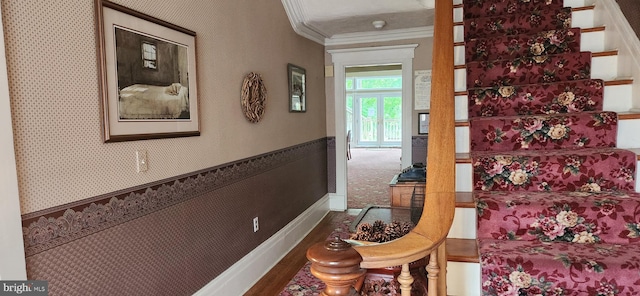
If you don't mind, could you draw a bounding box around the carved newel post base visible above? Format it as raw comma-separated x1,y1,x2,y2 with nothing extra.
306,236,366,296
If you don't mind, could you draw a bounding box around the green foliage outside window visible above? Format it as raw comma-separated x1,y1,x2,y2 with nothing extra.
358,77,401,89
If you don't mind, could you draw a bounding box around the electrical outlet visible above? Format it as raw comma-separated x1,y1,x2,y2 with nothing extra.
253,217,259,232
136,150,148,173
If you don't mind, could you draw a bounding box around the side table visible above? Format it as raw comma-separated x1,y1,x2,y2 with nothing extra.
389,174,425,208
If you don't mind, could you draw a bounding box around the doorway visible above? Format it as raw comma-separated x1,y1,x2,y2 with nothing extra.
328,44,417,211
345,67,403,209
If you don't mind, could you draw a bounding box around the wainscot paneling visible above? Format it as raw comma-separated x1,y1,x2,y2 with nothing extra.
21,139,328,296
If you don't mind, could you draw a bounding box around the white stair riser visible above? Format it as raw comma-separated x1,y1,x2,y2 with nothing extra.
454,30,606,66
455,95,468,121
572,9,597,29
456,163,473,192
454,6,463,23
455,83,633,121
456,161,640,192
618,119,640,148
447,262,481,296
454,9,595,43
581,30,606,53
591,54,619,81
455,126,469,155
603,84,634,111
448,208,476,239
455,55,619,92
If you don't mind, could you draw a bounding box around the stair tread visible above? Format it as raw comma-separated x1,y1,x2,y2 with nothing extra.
464,7,572,40
454,78,633,96
456,50,614,68
455,192,474,208
476,191,640,244
463,4,593,19
455,110,640,125
466,52,592,89
456,149,640,162
479,239,640,288
618,112,640,120
469,112,620,152
446,238,479,263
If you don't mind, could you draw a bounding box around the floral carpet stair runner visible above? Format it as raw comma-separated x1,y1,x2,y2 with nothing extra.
463,0,640,294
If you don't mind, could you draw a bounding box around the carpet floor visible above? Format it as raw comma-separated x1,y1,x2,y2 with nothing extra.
347,148,402,209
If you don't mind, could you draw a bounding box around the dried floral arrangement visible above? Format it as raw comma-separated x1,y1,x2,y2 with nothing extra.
241,72,267,123
350,220,415,243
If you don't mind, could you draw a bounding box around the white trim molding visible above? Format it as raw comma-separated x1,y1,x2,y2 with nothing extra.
281,0,434,46
594,0,640,110
328,44,418,211
325,26,434,46
0,3,27,280
280,0,326,44
193,195,330,296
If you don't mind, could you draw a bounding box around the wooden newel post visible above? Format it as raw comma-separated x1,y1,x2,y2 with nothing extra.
306,236,366,296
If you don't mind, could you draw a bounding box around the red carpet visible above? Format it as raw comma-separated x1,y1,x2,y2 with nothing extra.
462,0,640,293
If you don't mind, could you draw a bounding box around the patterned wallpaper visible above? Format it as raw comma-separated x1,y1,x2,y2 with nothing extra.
23,139,328,295
1,0,326,214
3,0,329,293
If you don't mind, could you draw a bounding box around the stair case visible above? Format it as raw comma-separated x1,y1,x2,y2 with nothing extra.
448,0,640,295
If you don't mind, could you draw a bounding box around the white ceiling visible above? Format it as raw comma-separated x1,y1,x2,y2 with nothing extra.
281,0,436,46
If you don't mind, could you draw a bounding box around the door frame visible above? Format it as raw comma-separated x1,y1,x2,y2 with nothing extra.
0,2,28,279
327,44,417,211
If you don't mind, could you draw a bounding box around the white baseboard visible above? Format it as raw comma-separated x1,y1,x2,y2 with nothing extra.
193,195,331,296
329,192,346,211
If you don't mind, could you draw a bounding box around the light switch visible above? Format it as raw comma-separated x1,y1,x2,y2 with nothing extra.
325,65,334,77
136,150,148,172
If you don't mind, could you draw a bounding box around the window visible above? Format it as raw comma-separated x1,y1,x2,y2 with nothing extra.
141,41,157,69
345,75,402,91
356,77,401,90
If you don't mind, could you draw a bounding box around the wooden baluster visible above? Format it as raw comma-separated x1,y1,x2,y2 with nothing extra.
426,248,440,296
397,263,414,296
307,237,366,296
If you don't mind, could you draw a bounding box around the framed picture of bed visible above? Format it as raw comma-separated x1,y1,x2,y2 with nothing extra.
288,64,306,112
96,0,200,142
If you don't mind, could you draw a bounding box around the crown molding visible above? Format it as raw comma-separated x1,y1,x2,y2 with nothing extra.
325,26,434,46
281,0,325,44
282,0,434,46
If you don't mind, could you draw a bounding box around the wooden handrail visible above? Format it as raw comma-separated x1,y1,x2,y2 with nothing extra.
307,0,455,294
353,0,456,289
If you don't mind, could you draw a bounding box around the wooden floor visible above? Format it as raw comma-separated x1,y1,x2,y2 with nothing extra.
244,211,345,296
243,210,480,295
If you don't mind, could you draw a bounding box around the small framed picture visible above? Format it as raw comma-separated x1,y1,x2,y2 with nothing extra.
96,0,200,142
288,64,306,112
418,113,430,134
